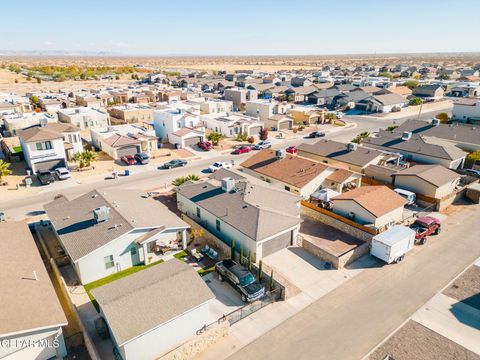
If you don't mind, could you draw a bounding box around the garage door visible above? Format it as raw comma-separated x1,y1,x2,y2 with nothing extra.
262,231,293,257
249,126,262,135
116,146,139,158
184,136,202,147
278,120,292,130
35,159,66,172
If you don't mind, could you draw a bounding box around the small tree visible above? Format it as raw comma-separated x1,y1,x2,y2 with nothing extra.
190,227,204,243
0,160,13,183
115,75,120,80
247,252,252,272
247,136,255,144
269,270,275,291
71,152,85,168
80,150,98,167
172,174,199,187
386,125,398,132
207,132,223,146
36,77,41,84
31,95,39,105
258,260,263,281
402,80,419,89
351,131,370,144
239,246,244,265
409,97,423,106
435,113,450,123
236,132,248,142
465,150,480,168
259,128,268,141
230,239,235,260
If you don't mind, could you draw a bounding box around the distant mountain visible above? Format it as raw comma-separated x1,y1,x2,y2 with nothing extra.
0,50,124,57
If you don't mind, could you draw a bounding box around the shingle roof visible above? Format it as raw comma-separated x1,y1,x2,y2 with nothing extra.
370,93,408,106
393,164,460,187
103,133,142,147
17,122,79,142
0,221,67,336
326,168,355,183
91,260,214,346
332,186,407,217
44,190,188,261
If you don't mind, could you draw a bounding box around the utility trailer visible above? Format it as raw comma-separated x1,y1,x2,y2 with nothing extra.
371,225,416,264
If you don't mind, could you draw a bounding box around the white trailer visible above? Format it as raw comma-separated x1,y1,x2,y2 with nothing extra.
371,225,416,264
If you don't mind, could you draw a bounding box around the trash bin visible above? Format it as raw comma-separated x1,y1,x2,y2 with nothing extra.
124,169,130,176
26,169,31,176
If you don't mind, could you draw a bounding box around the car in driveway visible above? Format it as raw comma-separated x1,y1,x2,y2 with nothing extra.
232,145,252,154
286,145,297,154
197,141,213,151
121,155,136,165
208,161,233,173
54,167,71,180
409,216,441,245
134,153,150,165
252,140,272,150
161,159,187,169
308,131,326,138
37,171,55,185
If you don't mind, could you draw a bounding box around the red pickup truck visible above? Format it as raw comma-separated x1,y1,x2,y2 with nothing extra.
409,216,441,245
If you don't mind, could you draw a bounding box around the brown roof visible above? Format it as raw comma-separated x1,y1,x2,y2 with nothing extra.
104,133,142,147
241,149,329,188
332,186,407,217
326,169,355,183
388,86,412,96
172,127,199,137
393,165,460,187
17,122,79,142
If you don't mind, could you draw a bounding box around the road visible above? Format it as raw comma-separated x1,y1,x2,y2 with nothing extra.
227,203,480,360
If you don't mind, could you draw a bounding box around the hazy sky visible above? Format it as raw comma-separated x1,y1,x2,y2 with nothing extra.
2,0,479,55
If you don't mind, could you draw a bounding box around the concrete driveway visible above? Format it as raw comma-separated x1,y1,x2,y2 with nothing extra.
203,272,244,323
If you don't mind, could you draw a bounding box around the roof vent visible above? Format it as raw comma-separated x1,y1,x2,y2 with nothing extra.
431,118,440,126
221,177,236,193
402,131,412,141
346,142,357,151
93,206,109,223
275,149,286,160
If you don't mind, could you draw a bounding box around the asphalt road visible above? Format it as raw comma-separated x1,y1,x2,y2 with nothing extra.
227,203,480,360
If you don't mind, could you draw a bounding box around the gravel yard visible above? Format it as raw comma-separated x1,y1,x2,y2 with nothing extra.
443,265,480,311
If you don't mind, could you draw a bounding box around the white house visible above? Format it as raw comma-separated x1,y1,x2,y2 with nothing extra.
2,112,58,136
91,260,214,360
201,113,263,138
245,99,289,122
451,97,480,123
18,122,83,173
57,107,109,130
199,99,233,114
44,189,190,284
0,221,68,360
357,93,408,113
153,107,205,147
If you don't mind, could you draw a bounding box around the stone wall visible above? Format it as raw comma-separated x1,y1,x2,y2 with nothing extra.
160,322,230,360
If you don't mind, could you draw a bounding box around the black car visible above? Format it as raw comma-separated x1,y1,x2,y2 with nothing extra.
37,170,55,185
162,159,187,169
134,153,150,165
308,131,326,138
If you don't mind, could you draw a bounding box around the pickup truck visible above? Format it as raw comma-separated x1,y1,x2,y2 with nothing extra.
208,161,233,173
215,259,265,302
37,171,55,185
409,216,441,245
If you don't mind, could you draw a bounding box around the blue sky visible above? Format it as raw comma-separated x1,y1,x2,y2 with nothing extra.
2,0,479,55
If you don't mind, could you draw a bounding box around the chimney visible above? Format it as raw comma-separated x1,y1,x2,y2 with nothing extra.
221,177,236,193
402,131,412,141
93,206,109,223
275,149,286,160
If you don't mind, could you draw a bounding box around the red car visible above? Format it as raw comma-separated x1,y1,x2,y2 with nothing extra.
409,216,441,245
197,141,213,151
232,146,251,154
121,155,136,165
286,146,297,154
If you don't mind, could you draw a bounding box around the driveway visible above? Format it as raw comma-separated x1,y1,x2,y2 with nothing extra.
203,272,244,323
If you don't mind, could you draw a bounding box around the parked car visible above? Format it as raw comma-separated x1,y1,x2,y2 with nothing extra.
308,131,326,138
54,167,71,180
409,216,441,245
461,169,480,178
232,146,252,154
394,188,416,205
121,155,136,165
162,159,187,169
197,141,213,151
208,161,233,173
286,145,297,154
37,171,55,185
371,225,416,264
252,140,272,150
215,259,265,302
134,153,150,165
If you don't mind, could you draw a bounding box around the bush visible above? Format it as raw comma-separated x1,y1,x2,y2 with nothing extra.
292,127,298,133
247,136,255,144
465,150,480,168
409,97,423,106
435,113,450,123
351,131,370,144
236,132,248,142
402,80,419,89
386,125,398,132
259,128,268,141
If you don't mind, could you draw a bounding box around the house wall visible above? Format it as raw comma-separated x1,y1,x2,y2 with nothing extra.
332,200,376,226
121,302,211,360
245,101,274,121
21,138,66,172
452,103,480,122
393,175,459,199
58,109,109,130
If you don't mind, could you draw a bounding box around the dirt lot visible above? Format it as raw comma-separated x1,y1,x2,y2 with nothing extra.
369,320,480,360
443,265,480,311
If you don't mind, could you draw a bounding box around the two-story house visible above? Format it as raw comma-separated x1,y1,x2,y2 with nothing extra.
201,113,263,138
57,107,109,130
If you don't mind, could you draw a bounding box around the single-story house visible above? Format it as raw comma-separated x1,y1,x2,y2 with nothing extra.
412,84,445,99
356,93,408,113
168,128,205,149
264,114,293,130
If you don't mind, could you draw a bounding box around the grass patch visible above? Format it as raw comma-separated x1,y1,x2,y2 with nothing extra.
13,146,22,153
84,259,164,312
173,250,188,261
198,264,216,277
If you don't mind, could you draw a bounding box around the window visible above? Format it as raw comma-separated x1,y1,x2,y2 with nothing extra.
284,186,291,191
130,247,137,255
196,207,201,219
68,134,73,143
35,142,43,151
216,219,221,231
45,141,52,150
104,255,114,269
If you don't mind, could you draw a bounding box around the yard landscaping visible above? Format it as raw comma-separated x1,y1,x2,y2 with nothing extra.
174,250,217,277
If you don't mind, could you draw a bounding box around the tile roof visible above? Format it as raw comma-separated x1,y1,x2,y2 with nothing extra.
326,168,356,183
17,122,79,142
91,260,214,346
103,133,142,147
332,186,407,217
0,221,67,336
393,164,460,187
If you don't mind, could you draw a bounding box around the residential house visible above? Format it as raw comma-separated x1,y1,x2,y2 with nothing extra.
74,94,104,108
108,104,153,124
412,84,445,99
356,93,408,113
224,88,258,111
290,77,312,87
307,88,341,107
385,85,413,98
2,112,58,136
331,186,407,230
240,149,361,197
0,93,33,113
38,98,64,112
331,90,370,109
153,107,205,147
0,221,68,360
177,172,302,260
451,98,480,123
288,106,327,125
245,99,290,121
264,114,293,130
44,189,190,284
91,260,214,360
201,113,263,138
58,107,109,130
199,99,233,114
18,122,83,172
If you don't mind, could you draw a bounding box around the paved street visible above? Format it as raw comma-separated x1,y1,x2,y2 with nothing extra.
227,202,480,360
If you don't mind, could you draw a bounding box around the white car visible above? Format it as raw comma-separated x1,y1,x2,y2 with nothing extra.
208,161,233,173
55,167,71,180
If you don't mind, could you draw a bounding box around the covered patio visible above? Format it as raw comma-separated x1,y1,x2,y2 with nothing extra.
134,227,188,265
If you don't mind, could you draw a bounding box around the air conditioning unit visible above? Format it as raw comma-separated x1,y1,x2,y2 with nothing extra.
401,131,412,141
221,177,235,193
93,206,109,223
346,142,357,151
431,118,440,126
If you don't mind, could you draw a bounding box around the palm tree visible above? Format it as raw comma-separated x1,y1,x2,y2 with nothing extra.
71,152,85,168
80,151,98,168
172,174,200,187
0,160,12,183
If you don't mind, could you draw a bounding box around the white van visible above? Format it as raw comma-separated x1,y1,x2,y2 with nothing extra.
394,188,416,205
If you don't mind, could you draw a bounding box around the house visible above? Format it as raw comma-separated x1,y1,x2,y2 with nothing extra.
412,84,445,99
90,124,158,159
451,97,480,123
307,88,341,107
0,93,33,113
0,221,68,360
331,89,370,109
385,85,413,98
199,99,233,114
153,107,205,147
57,107,109,130
240,149,361,197
18,123,83,173
108,104,153,124
288,106,327,125
264,114,293,130
177,172,302,260
362,129,467,169
224,88,258,111
356,93,408,113
392,165,461,199
331,186,407,230
38,98,64,112
91,260,214,360
290,77,312,87
168,127,206,148
245,99,290,122
44,189,190,284
74,94,104,108
2,112,58,136
201,113,263,138
297,139,394,173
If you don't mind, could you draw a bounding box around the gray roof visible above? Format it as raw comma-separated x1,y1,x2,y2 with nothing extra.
91,260,214,346
297,139,385,168
44,190,189,262
178,178,301,241
363,130,467,161
0,221,67,336
370,93,408,106
393,164,460,187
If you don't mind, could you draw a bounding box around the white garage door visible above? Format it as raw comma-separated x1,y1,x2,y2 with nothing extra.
116,146,139,158
184,136,202,147
249,126,262,135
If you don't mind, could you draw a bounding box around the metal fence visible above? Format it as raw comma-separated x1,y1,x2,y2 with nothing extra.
225,288,282,325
